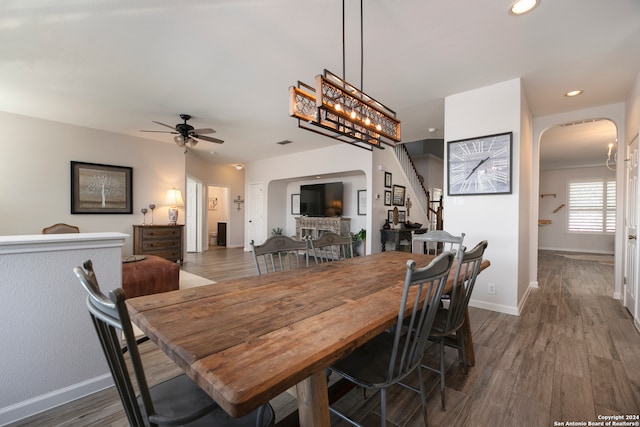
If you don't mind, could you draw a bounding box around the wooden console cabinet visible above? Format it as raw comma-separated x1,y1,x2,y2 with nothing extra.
132,225,184,264
295,217,351,240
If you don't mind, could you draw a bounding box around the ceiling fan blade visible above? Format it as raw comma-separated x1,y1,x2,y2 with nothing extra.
193,134,224,144
192,128,216,134
140,130,178,134
152,121,177,130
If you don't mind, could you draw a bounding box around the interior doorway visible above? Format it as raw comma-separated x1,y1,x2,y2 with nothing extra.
207,185,230,249
186,176,203,253
538,118,618,289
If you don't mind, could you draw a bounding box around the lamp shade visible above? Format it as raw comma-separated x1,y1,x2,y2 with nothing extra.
163,188,185,207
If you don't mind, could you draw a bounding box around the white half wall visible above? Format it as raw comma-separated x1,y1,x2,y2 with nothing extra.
0,233,126,425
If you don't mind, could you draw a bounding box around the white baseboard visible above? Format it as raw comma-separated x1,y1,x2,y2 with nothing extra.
468,299,519,316
518,283,535,314
469,282,537,316
0,374,113,426
538,246,614,255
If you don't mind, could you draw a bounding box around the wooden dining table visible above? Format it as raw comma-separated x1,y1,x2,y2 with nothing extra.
126,250,490,426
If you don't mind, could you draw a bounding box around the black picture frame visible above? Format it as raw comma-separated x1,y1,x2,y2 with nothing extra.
392,185,405,206
384,172,392,188
384,190,392,206
357,190,367,215
71,161,132,214
386,208,406,224
387,209,394,223
447,131,513,196
291,193,301,215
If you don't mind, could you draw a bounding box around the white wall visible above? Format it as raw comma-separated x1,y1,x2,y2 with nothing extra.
445,78,529,315
283,175,366,239
245,142,431,254
539,166,616,253
627,72,640,143
0,233,126,425
245,144,373,251
0,111,186,255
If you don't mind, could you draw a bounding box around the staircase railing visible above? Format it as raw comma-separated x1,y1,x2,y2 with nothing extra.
393,144,443,230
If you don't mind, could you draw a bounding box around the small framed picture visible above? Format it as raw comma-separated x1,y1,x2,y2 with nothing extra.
384,172,392,188
392,185,405,206
208,197,218,210
291,193,301,215
384,190,392,206
357,190,367,215
398,210,406,223
387,210,394,223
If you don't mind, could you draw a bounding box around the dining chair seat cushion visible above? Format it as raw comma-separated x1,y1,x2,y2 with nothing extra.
145,374,275,426
330,331,400,387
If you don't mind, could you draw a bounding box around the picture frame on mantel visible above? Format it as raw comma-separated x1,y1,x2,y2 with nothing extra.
71,161,132,214
357,190,367,215
291,193,301,215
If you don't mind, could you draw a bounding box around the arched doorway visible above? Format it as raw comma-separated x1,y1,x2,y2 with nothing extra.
537,118,618,289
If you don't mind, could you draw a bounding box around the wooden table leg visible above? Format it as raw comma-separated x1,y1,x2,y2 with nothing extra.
295,370,330,427
459,309,475,367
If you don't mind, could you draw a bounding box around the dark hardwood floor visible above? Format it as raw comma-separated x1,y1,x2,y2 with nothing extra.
9,248,640,426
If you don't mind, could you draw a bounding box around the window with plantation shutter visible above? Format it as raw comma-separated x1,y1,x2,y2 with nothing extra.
568,179,616,233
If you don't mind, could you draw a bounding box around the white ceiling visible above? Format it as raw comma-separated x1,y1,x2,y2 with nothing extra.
1,0,638,167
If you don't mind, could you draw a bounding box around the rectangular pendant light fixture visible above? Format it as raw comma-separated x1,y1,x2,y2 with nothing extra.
289,69,401,151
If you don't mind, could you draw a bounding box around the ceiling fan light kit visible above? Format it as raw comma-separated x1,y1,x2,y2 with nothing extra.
140,113,223,151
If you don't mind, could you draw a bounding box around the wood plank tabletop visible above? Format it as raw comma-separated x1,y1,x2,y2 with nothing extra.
126,250,490,422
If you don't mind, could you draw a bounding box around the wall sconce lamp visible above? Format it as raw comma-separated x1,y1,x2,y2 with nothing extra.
163,188,185,225
234,195,244,211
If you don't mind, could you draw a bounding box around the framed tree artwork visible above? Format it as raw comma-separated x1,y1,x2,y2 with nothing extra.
71,161,132,214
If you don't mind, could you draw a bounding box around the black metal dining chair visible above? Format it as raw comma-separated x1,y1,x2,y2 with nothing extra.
250,235,310,275
328,251,455,427
73,260,275,427
423,240,488,411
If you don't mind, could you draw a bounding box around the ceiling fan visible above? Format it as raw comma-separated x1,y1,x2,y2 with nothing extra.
140,114,224,150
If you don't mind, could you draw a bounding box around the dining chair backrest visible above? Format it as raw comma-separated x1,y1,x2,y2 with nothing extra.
309,232,353,264
412,230,464,255
250,235,309,275
74,260,276,427
443,240,488,334
388,251,454,382
74,260,167,426
42,223,80,234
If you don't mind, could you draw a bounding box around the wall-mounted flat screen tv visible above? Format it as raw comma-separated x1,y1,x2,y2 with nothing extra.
300,182,343,217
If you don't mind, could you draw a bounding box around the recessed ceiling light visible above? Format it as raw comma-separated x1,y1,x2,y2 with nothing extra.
565,90,583,97
509,0,539,15
235,164,243,170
